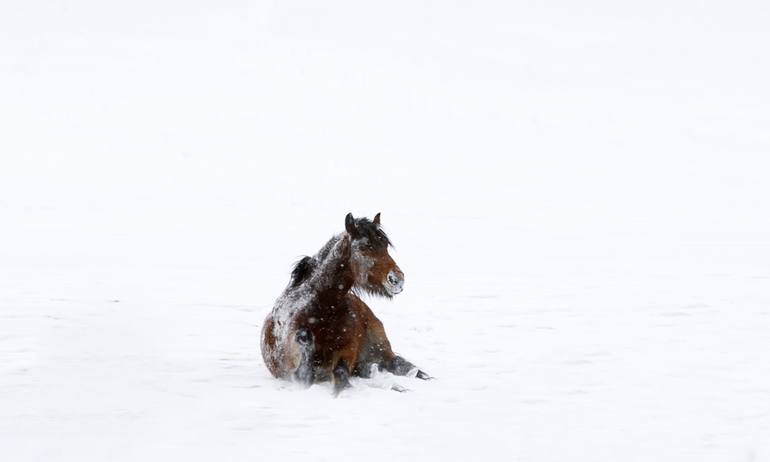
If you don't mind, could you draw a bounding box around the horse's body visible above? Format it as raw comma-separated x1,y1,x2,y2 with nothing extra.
260,213,429,394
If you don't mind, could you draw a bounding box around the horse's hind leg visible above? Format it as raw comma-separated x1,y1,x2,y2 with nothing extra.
332,359,352,396
292,328,315,387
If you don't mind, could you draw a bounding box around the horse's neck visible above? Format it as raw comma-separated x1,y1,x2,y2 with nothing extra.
314,234,341,262
309,234,354,294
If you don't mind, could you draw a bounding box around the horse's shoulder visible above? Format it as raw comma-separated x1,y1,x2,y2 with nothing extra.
345,293,379,322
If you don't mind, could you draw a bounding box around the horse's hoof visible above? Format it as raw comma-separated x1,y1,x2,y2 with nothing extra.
416,370,433,380
332,385,351,398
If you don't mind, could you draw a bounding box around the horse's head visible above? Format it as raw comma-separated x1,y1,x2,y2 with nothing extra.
344,212,404,298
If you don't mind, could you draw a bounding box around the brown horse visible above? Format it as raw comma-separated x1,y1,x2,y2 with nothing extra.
260,212,430,395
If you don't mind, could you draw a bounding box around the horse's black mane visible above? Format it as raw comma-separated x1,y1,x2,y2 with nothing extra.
289,256,315,288
288,216,391,288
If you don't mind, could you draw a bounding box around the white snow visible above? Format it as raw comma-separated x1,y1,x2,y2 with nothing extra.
2,1,770,461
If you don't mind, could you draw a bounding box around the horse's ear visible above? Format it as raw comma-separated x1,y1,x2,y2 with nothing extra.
373,212,381,226
345,213,356,235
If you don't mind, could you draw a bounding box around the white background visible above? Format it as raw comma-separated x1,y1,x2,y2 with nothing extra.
1,1,769,460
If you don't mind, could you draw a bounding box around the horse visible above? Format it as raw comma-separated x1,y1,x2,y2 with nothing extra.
260,212,430,395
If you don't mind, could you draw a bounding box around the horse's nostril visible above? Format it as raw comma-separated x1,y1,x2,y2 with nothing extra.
387,272,403,286
385,271,404,294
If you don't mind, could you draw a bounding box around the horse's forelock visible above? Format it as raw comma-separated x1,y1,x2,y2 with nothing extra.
351,217,392,249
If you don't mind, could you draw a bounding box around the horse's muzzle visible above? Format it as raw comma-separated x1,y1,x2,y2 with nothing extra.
385,269,404,295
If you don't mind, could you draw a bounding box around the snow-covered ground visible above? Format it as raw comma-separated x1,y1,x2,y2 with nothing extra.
2,1,770,460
